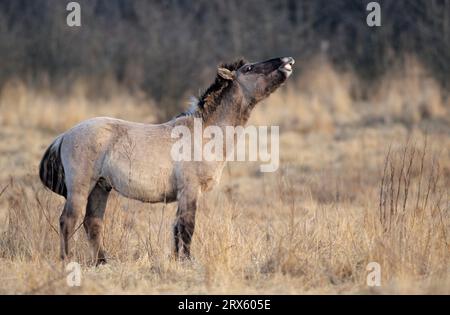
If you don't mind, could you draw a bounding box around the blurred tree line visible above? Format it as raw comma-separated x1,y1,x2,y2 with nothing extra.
0,0,448,116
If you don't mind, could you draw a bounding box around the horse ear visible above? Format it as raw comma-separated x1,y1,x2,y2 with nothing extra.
217,68,235,81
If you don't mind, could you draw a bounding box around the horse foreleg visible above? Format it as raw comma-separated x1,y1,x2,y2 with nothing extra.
84,182,110,266
173,191,198,259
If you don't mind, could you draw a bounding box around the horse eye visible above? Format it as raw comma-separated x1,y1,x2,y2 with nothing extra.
245,66,253,73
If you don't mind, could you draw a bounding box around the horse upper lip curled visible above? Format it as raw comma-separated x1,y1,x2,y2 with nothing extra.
38,56,295,265
279,57,295,77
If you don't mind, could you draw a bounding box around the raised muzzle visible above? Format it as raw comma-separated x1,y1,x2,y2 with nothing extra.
279,57,295,76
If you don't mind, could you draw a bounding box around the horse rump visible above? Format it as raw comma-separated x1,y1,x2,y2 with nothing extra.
39,136,67,198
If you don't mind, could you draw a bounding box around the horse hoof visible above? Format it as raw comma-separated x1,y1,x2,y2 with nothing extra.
96,257,107,266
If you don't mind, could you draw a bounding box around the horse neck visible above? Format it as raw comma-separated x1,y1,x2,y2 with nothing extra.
203,93,251,128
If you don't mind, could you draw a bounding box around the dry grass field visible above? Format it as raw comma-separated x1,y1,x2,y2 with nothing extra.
0,58,449,294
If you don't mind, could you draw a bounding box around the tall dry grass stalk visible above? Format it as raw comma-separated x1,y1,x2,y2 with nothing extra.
376,140,449,286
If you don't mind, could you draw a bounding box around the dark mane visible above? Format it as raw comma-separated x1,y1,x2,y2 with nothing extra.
176,58,248,120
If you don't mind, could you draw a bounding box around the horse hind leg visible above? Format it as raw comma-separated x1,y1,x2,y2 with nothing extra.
84,179,110,266
60,191,89,261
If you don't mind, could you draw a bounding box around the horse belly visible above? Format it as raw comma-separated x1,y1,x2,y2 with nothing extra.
103,158,176,203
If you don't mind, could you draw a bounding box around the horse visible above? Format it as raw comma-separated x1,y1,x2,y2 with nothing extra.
39,57,295,265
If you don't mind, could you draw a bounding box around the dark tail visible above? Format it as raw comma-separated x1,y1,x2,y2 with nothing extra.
39,136,67,198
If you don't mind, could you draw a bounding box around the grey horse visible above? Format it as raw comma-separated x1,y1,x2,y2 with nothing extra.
39,57,295,265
